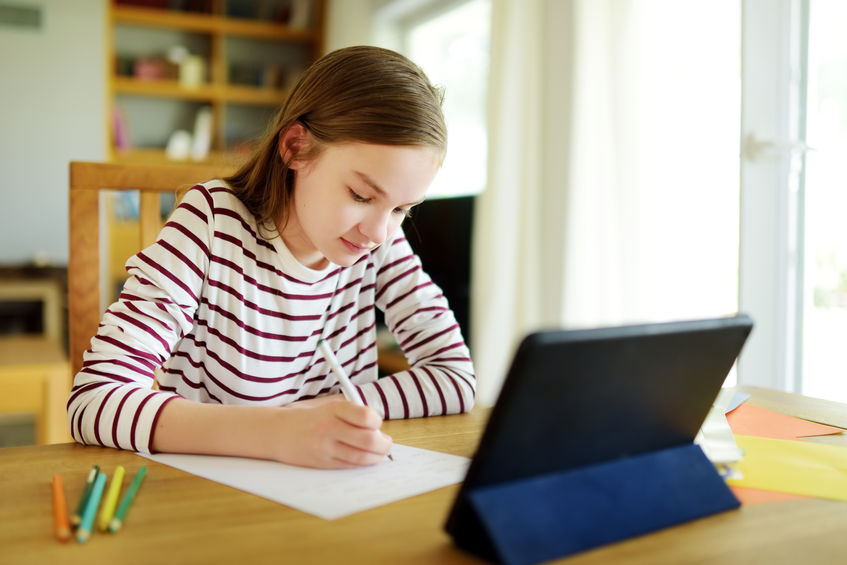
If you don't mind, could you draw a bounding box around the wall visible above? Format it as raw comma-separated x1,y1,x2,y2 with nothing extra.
0,0,107,265
324,0,376,51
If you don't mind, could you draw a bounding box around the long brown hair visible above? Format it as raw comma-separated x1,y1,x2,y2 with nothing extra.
225,45,447,236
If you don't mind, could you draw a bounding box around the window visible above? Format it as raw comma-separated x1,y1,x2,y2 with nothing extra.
802,0,847,400
376,0,490,198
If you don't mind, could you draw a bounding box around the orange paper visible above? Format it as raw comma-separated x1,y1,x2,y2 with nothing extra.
729,485,808,505
726,403,844,440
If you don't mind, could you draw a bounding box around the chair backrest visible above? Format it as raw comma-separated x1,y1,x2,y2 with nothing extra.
68,161,236,377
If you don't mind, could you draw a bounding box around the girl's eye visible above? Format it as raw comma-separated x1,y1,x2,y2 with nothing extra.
349,188,370,203
394,207,413,218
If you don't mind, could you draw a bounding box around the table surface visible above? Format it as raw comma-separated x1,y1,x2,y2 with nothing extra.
3,386,847,565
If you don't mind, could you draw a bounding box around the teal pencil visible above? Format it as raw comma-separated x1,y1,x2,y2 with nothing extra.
71,465,99,528
108,466,147,533
76,472,107,543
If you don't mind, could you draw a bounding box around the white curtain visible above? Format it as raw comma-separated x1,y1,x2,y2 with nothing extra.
471,0,741,406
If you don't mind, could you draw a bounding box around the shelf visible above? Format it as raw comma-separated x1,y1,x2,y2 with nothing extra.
114,76,289,105
113,5,320,42
110,148,247,168
107,0,324,162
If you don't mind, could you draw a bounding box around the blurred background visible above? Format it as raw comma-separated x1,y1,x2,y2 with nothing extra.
1,0,845,445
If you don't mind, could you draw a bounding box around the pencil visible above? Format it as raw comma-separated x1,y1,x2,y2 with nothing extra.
76,472,107,543
52,474,71,542
71,464,99,528
98,465,125,532
108,466,147,533
318,339,363,405
318,339,394,461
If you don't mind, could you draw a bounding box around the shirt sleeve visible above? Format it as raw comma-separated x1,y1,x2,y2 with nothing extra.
67,184,216,453
357,230,477,419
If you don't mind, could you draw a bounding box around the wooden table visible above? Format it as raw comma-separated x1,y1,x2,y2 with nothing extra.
3,387,847,564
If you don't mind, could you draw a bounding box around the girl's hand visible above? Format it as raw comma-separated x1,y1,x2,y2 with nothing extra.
273,398,393,469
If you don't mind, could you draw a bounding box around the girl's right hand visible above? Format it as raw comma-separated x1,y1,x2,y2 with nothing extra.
273,398,393,469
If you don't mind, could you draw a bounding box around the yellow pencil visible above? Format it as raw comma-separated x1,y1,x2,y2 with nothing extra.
98,465,125,531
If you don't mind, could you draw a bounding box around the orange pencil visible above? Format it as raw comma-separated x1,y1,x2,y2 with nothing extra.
52,474,71,542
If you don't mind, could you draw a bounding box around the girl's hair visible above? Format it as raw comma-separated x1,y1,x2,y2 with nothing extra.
225,45,447,235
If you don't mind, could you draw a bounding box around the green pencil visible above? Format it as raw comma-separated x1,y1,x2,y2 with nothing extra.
71,465,99,528
108,466,147,533
76,472,107,543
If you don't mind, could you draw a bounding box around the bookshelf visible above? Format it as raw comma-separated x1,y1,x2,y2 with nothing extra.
107,0,325,166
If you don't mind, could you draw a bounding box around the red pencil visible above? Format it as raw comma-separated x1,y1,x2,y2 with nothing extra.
52,474,71,542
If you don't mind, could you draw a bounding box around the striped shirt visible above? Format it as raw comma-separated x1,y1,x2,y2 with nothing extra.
68,181,476,453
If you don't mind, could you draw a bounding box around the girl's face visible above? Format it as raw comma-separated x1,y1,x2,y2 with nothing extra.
280,136,440,269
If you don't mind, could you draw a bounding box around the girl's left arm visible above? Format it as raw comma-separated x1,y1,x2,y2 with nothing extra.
361,233,476,419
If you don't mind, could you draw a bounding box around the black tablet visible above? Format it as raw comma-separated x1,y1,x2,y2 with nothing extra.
445,314,753,559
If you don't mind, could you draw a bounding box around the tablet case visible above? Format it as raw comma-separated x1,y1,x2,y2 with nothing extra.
463,443,738,565
445,314,753,564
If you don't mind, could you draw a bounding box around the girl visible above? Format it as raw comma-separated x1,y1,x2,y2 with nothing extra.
68,46,476,469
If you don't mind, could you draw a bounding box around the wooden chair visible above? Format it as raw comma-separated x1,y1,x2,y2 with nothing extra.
68,161,236,378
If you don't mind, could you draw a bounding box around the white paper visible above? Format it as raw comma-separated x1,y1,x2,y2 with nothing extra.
139,444,470,520
695,402,744,464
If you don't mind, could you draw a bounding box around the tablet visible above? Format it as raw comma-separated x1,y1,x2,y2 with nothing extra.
445,314,753,557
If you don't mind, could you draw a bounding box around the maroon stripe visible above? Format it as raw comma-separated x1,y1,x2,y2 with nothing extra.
421,366,448,414
135,250,198,303
68,380,111,408
129,393,155,452
157,238,206,280
394,305,448,329
437,365,476,401
94,334,160,369
125,301,176,335
388,374,410,419
184,324,313,363
82,358,155,380
167,352,312,400
69,404,82,443
402,323,460,352
209,257,336,301
407,369,429,416
415,341,469,365
376,253,414,277
375,264,419,301
148,395,179,453
159,368,224,403
92,387,119,447
187,184,213,211
75,404,91,445
374,384,391,419
446,373,466,413
201,291,321,322
213,207,276,250
162,220,210,261
175,198,208,224
197,302,312,341
215,230,342,286
111,388,133,448
385,281,434,310
109,310,171,353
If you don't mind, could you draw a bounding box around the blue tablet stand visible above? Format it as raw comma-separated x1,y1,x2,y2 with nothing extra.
461,443,739,565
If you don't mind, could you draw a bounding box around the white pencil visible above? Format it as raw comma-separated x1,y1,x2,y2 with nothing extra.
317,339,362,406
317,339,393,461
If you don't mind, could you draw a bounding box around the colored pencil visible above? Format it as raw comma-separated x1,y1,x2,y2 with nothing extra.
71,464,99,527
108,466,147,533
98,465,125,532
52,474,71,542
76,472,107,543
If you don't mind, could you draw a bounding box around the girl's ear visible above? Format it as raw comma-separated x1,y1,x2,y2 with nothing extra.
278,122,310,169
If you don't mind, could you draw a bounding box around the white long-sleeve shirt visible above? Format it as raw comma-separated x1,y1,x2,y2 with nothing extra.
68,181,476,453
